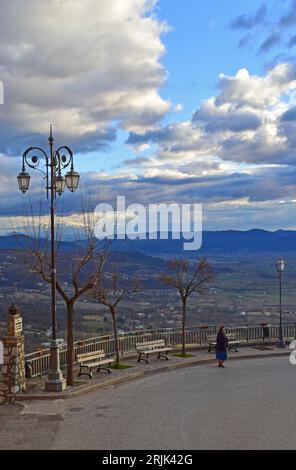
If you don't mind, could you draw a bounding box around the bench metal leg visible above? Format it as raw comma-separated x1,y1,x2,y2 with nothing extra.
78,365,93,378
157,352,169,360
97,364,112,374
137,352,150,363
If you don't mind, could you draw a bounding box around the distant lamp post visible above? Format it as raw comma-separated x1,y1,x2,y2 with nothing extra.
276,258,285,349
17,124,80,392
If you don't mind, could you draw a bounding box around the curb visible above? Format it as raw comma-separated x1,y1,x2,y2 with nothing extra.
11,349,290,402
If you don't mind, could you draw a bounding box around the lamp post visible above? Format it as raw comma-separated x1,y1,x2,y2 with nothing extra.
17,125,80,392
276,258,285,349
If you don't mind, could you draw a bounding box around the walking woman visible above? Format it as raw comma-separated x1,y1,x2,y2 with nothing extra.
216,326,229,368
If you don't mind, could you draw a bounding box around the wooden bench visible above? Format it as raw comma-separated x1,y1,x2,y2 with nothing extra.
77,350,115,378
136,340,172,363
207,333,242,353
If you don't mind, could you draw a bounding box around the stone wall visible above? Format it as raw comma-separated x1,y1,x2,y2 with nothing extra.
0,304,26,402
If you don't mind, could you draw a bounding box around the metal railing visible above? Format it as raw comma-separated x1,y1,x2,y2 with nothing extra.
24,323,296,378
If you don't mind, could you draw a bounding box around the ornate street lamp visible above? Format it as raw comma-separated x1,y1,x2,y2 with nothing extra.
17,124,80,392
65,169,80,192
17,171,31,194
276,258,285,349
55,175,66,196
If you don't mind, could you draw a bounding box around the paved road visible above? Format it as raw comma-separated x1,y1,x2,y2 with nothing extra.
1,356,296,450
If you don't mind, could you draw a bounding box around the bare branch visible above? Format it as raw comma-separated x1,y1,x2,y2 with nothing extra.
160,257,214,300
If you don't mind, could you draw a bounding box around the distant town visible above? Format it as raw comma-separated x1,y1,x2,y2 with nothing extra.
1,232,296,352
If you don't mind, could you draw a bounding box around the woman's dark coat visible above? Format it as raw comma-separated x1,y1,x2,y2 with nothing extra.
216,331,229,352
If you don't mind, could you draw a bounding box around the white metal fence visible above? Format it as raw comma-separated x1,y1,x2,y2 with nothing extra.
24,323,296,378
0,340,3,365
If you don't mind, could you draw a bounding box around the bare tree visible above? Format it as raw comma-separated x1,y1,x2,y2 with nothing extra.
11,199,110,386
160,258,214,356
93,272,140,365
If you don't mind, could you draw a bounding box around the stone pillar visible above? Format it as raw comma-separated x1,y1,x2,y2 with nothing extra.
0,303,26,398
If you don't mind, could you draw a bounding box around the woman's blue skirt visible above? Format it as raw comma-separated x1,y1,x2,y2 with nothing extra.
216,351,227,360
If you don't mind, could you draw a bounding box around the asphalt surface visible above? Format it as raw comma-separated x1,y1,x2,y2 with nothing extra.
1,356,296,450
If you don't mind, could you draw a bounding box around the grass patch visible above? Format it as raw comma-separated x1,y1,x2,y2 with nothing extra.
110,362,134,370
173,353,195,358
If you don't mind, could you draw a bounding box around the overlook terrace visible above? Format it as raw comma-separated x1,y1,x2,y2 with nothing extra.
22,322,296,378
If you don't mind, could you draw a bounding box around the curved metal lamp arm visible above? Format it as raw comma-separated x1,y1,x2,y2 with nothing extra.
54,146,74,174
21,140,76,199
22,146,49,176
22,146,49,197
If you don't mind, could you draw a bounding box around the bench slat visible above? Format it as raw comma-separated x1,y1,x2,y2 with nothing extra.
78,353,104,358
80,359,114,367
136,340,165,347
137,347,172,353
77,350,104,360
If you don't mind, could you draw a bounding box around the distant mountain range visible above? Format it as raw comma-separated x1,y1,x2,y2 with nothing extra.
0,229,296,256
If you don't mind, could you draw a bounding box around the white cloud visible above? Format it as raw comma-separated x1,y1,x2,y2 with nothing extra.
2,3,296,232
0,0,170,154
216,64,296,108
128,63,296,165
175,103,183,112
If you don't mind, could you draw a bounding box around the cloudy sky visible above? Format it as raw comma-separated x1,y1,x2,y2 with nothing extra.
2,0,296,231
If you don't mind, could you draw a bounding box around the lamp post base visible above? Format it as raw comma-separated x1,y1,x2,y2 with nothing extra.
45,340,66,392
276,339,286,349
45,375,66,392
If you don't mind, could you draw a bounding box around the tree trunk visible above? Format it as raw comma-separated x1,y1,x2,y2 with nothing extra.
111,307,120,365
67,301,74,386
182,297,186,356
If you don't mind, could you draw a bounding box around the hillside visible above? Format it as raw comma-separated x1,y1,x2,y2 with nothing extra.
1,230,295,256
